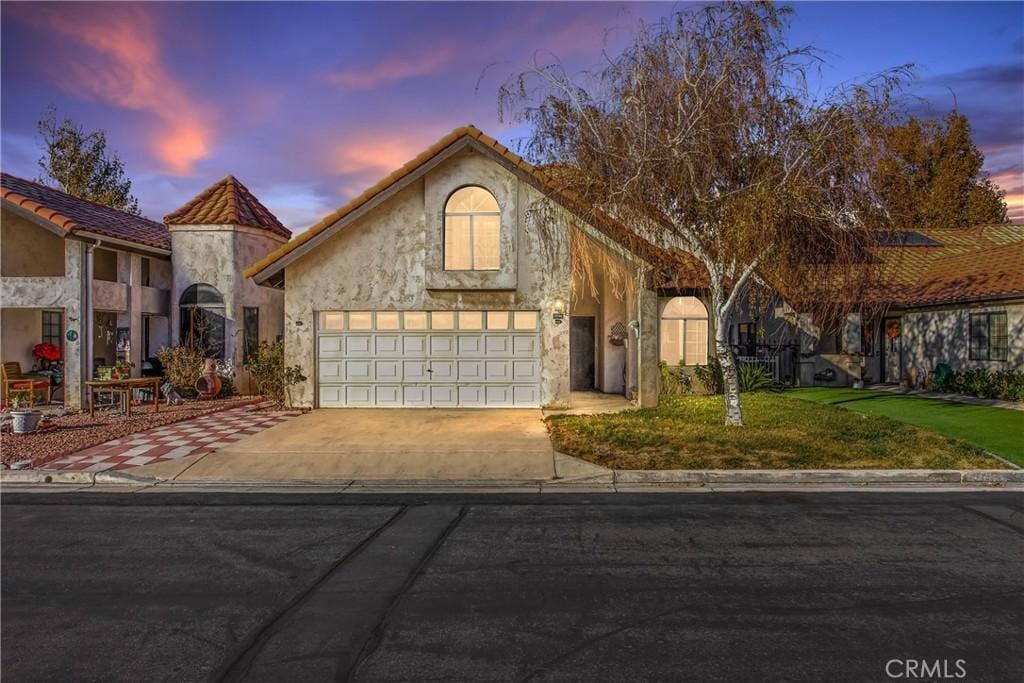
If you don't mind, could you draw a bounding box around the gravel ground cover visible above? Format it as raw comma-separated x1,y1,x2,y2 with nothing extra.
0,397,262,468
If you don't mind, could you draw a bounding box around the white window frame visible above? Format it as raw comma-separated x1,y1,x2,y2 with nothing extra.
444,186,501,271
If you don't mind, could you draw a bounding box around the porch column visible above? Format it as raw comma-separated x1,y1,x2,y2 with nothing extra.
61,240,85,411
637,287,659,408
128,254,143,374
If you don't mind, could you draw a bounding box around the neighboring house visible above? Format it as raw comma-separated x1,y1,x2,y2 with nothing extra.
245,125,700,409
0,173,287,408
720,226,1024,387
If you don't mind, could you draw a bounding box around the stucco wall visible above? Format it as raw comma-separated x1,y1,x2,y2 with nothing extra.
1,308,41,370
900,301,1024,377
282,149,573,408
0,209,64,277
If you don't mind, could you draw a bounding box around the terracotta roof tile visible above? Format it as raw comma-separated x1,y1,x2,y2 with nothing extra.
244,124,683,281
876,225,1024,306
165,175,291,239
0,173,169,250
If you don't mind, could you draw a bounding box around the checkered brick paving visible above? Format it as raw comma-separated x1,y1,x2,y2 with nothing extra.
45,406,297,472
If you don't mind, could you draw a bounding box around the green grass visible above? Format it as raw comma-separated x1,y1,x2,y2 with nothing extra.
546,393,1009,470
789,388,1024,467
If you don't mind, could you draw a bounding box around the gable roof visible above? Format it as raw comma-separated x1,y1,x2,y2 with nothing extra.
165,175,291,239
874,224,1024,307
0,172,169,251
244,124,697,285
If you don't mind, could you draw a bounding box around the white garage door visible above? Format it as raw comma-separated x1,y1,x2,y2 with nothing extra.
316,310,541,408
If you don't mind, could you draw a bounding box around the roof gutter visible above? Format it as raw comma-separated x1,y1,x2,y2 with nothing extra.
74,230,171,258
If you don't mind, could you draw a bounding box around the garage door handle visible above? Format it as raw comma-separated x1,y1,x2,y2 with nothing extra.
426,368,433,373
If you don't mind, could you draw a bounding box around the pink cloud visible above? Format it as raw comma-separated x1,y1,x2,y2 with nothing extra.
326,46,456,89
11,4,212,175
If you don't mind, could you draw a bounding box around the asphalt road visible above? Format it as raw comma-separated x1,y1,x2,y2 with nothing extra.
2,491,1022,682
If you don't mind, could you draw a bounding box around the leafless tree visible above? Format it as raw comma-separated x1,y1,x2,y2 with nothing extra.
501,2,911,425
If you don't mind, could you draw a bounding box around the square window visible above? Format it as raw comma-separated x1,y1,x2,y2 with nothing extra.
486,311,509,330
431,311,455,330
459,311,483,330
513,311,538,330
376,312,400,330
403,311,428,330
320,312,344,330
349,312,372,330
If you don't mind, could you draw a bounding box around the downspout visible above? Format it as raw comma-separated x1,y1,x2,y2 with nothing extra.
82,241,98,396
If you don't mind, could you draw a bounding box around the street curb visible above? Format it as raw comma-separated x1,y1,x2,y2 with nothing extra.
3,468,1022,488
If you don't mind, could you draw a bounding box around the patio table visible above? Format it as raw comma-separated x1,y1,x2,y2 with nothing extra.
85,377,163,418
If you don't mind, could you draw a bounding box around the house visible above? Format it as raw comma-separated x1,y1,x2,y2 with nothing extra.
721,226,1024,387
0,173,287,409
245,125,709,409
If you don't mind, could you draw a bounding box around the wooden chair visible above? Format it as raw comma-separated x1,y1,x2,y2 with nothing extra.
1,362,52,407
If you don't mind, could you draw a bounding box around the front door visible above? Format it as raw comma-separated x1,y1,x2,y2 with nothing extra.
883,317,901,383
570,316,596,391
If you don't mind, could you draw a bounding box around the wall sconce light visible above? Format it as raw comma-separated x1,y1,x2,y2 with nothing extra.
552,299,566,325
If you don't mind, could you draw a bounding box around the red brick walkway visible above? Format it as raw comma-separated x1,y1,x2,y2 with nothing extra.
44,406,298,473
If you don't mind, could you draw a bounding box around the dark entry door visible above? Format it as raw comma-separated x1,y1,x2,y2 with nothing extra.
571,316,596,391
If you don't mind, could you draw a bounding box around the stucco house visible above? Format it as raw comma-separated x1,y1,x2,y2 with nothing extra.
0,173,287,409
244,125,708,409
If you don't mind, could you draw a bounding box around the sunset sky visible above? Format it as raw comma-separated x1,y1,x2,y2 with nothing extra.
2,1,1022,229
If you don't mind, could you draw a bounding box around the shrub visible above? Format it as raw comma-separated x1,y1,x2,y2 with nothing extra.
932,365,1024,401
693,357,724,395
245,341,307,408
738,364,773,392
216,358,236,398
659,361,692,396
157,344,205,398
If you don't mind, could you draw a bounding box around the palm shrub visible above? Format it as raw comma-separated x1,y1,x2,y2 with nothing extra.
245,341,307,408
738,364,773,392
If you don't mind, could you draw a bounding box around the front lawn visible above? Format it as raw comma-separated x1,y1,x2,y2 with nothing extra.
547,393,1008,470
789,388,1024,467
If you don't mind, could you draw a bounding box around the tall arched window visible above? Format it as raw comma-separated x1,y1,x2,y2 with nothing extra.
179,283,226,359
444,186,500,270
660,296,708,366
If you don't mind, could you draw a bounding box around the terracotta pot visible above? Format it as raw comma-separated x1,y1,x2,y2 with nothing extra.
196,358,222,399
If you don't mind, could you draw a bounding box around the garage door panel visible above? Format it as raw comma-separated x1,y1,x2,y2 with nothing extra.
375,335,401,355
375,360,401,382
345,385,373,406
403,385,429,406
345,336,372,356
319,337,344,358
375,385,402,406
512,360,539,382
458,360,484,381
344,360,372,381
403,360,429,382
429,335,456,356
457,336,483,356
458,385,485,407
319,361,343,383
484,360,512,382
403,335,427,355
513,385,539,406
320,386,344,406
485,335,511,355
430,385,457,407
485,385,513,406
512,335,538,356
429,360,456,382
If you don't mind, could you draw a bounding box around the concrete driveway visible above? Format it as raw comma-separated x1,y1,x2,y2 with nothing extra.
129,409,560,482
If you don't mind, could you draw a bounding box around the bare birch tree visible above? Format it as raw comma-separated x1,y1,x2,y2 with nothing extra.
501,2,910,425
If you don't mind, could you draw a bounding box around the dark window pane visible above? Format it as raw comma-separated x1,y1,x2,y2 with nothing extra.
41,311,63,347
243,307,259,364
180,283,224,306
141,258,151,287
969,313,988,361
989,313,1008,361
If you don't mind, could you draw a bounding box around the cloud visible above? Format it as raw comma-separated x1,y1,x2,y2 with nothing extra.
9,4,212,175
326,46,456,89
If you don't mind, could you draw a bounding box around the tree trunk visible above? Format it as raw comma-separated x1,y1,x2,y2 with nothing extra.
715,327,744,426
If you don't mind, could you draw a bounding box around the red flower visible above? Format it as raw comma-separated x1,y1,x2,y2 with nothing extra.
32,343,61,361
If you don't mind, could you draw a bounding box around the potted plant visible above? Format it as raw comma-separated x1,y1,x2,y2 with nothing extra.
9,394,43,434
